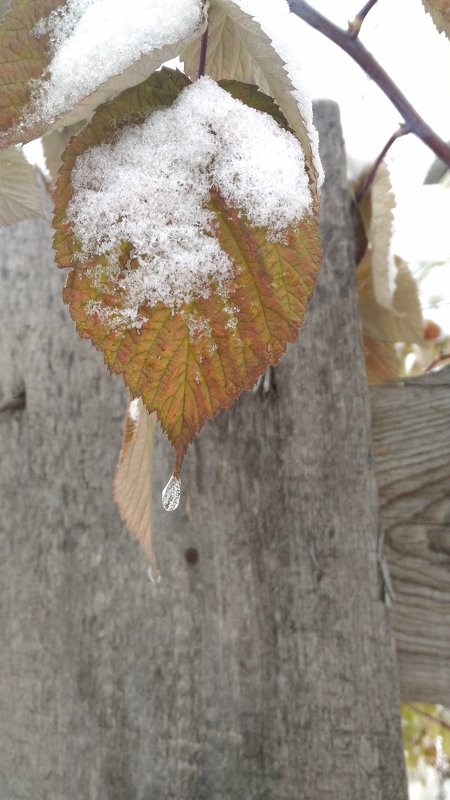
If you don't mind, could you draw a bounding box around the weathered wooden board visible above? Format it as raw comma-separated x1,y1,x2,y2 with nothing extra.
0,103,408,799
371,368,450,704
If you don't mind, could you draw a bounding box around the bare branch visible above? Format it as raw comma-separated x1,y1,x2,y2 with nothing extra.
288,0,450,168
356,125,410,202
349,0,379,38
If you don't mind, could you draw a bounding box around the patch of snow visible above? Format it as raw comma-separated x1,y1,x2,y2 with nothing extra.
35,0,203,121
67,77,312,324
234,0,324,186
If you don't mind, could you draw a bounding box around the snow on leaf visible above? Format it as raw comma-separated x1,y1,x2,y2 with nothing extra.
0,0,206,149
181,0,321,185
113,399,159,581
422,0,450,39
358,251,424,344
53,68,322,474
0,146,42,226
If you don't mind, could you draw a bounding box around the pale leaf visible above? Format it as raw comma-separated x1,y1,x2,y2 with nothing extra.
363,330,400,385
369,161,397,310
113,399,159,582
42,124,82,185
181,0,319,184
0,146,42,226
358,251,424,343
422,0,450,38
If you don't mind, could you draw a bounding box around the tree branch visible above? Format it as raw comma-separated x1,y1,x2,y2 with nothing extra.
349,0,379,37
288,0,450,167
356,125,410,202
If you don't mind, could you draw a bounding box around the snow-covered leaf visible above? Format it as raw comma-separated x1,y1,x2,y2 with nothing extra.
181,0,320,185
0,146,42,226
113,399,159,581
358,251,424,344
53,68,322,474
422,0,450,38
0,0,206,149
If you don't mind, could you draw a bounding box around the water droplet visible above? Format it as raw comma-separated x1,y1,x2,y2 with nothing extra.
162,474,181,511
147,566,161,584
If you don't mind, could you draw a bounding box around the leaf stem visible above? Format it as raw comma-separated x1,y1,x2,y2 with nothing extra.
198,27,209,79
288,0,450,167
349,0,379,37
356,125,410,202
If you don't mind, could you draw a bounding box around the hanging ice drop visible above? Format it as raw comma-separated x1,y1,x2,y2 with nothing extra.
162,474,181,511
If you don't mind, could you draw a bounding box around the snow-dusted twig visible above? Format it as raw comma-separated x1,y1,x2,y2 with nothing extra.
288,0,450,168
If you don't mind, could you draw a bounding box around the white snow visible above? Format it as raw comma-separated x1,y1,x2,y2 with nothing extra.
234,0,324,187
34,0,203,121
67,77,312,325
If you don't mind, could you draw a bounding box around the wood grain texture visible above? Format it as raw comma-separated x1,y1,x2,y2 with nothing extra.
371,368,450,704
0,104,408,799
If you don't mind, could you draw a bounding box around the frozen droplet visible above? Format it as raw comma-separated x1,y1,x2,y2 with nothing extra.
147,566,161,585
162,474,181,512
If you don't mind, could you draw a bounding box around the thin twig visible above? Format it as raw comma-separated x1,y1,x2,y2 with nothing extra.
0,392,26,415
406,704,450,731
288,0,450,167
349,0,379,37
356,125,410,202
198,27,209,79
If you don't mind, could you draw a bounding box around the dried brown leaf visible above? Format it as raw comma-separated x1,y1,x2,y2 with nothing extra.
113,399,159,582
358,251,424,344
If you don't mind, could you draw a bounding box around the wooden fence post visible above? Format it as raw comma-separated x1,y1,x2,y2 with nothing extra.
0,102,408,799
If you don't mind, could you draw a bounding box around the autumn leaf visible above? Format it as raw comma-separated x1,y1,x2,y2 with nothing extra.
113,399,159,581
359,161,397,310
363,331,400,385
358,251,424,344
0,146,42,226
422,0,450,38
181,0,321,185
0,0,206,149
53,69,321,475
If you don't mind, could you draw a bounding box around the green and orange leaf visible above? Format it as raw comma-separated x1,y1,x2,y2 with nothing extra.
53,69,322,474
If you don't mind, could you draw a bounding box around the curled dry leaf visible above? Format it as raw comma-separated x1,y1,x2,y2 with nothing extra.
0,146,42,226
358,251,424,345
422,0,450,38
365,160,397,311
113,399,159,581
363,331,400,385
0,0,206,149
53,68,322,475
